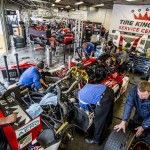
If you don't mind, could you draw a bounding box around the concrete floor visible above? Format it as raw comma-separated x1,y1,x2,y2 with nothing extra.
0,45,142,150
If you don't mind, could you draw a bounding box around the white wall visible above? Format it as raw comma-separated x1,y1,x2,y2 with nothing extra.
5,1,20,10
87,8,112,30
68,10,87,20
68,9,112,30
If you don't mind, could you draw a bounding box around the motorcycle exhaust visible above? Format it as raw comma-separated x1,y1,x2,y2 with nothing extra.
55,86,68,116
62,80,79,94
44,76,70,94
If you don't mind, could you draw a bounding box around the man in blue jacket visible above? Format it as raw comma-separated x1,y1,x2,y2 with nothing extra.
78,84,115,145
18,62,48,91
82,41,94,58
114,81,150,137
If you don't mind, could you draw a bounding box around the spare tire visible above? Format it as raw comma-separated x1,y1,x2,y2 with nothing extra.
13,36,25,43
104,129,135,150
14,42,25,48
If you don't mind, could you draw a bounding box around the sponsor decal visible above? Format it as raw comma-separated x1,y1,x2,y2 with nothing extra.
11,105,30,124
16,117,40,138
110,5,150,35
19,133,32,149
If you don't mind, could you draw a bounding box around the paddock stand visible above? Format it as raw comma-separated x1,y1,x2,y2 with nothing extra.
3,55,16,85
14,53,21,80
46,45,53,67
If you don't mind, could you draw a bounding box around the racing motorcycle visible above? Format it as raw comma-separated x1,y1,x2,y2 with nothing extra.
49,51,129,101
51,28,75,45
47,62,129,134
0,84,76,150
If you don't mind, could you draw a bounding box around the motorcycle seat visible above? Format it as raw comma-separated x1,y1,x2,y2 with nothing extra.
37,129,55,148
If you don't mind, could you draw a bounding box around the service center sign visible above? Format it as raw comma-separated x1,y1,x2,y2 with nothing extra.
110,4,150,35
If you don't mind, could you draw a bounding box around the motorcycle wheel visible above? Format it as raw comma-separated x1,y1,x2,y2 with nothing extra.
59,125,75,149
104,129,135,150
131,140,150,150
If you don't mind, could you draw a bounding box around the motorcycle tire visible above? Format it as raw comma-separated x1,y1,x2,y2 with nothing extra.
14,42,25,48
104,129,135,150
13,36,25,43
131,140,150,150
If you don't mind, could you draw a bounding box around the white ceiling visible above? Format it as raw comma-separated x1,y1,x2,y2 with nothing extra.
8,0,150,10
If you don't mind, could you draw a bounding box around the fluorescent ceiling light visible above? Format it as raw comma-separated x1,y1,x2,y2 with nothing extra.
55,0,61,2
72,9,75,11
126,0,136,1
52,4,55,6
75,1,84,5
60,8,64,9
94,3,104,7
31,0,49,3
66,5,70,8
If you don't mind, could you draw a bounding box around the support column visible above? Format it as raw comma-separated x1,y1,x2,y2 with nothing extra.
0,0,9,54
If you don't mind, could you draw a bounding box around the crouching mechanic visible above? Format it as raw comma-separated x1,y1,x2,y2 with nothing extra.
78,84,115,144
82,41,94,58
18,62,49,92
114,81,150,137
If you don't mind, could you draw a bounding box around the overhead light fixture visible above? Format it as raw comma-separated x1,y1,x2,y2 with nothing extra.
72,8,75,11
126,0,136,1
31,0,49,3
61,8,64,9
93,3,104,7
66,5,70,8
55,0,61,2
52,3,55,6
75,1,84,5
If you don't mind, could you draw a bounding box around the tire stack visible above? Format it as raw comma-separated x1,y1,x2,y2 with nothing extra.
13,35,26,48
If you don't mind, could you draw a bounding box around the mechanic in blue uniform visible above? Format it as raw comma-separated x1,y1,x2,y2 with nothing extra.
18,62,48,91
78,84,115,145
82,41,95,58
114,81,150,138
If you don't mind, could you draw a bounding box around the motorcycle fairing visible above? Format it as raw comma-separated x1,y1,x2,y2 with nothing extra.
0,88,43,150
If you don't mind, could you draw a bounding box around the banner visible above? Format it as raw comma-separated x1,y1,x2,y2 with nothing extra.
109,4,150,35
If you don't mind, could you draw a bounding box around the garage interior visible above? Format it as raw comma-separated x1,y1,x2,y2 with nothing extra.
0,0,150,150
